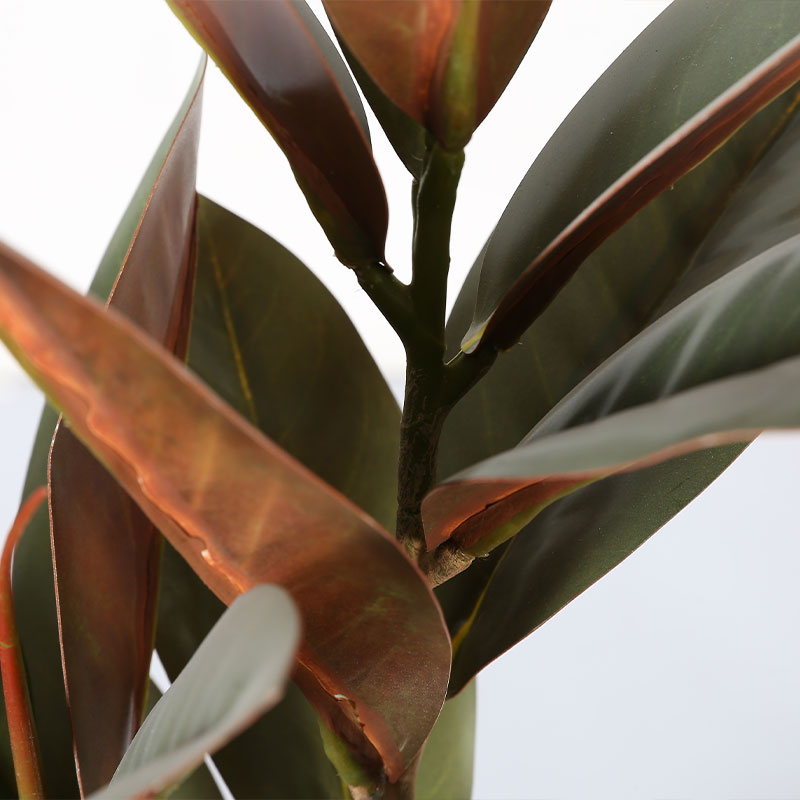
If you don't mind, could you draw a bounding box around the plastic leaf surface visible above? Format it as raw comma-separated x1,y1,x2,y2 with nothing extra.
89,586,299,800
168,0,388,266
324,0,551,149
462,0,800,352
0,244,450,783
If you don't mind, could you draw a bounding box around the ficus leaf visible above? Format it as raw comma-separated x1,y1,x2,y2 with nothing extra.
90,586,300,800
324,0,551,150
168,0,388,267
0,242,450,784
460,0,800,353
46,58,204,795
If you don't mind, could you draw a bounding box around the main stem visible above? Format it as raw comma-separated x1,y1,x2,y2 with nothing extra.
395,144,464,558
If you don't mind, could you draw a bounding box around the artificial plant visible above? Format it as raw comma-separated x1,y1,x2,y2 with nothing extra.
1,1,800,798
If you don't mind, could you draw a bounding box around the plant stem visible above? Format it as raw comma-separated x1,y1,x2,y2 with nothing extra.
0,487,47,800
395,144,463,557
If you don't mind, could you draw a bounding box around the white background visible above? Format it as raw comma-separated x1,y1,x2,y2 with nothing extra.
1,1,800,797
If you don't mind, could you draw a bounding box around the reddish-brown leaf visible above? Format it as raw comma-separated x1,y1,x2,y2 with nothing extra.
169,0,388,266
0,244,451,783
48,63,204,794
325,0,550,148
0,488,47,800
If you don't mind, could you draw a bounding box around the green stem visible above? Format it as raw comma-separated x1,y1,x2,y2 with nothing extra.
395,144,464,556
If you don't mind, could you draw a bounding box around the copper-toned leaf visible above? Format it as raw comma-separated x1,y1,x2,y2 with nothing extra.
45,60,204,795
0,244,450,783
168,0,388,266
461,3,800,352
325,0,550,150
155,196,397,798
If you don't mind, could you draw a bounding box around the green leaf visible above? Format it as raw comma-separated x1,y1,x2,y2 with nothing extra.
324,0,551,149
141,683,222,800
459,0,800,352
11,59,206,798
168,0,388,266
158,543,340,799
336,37,431,180
439,38,800,487
447,445,745,694
156,195,401,797
90,586,299,800
0,242,450,784
430,101,800,550
416,680,476,800
188,195,400,531
434,106,800,686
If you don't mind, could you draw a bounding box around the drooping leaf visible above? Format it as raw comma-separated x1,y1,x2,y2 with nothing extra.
90,586,299,800
45,60,204,795
415,680,475,800
156,196,399,797
10,59,206,799
168,0,388,266
324,0,551,150
460,0,800,353
0,244,450,783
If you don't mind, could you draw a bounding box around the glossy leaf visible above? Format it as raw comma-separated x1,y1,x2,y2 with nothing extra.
157,544,341,800
46,60,204,795
0,488,47,799
432,94,800,550
324,0,551,149
156,196,399,797
140,682,222,800
168,0,388,266
0,244,450,783
460,0,800,352
90,586,299,800
447,445,745,694
9,59,205,798
439,34,800,487
441,79,800,690
438,235,800,686
415,680,475,800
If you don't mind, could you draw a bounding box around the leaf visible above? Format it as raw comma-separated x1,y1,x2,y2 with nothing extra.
324,0,551,149
447,445,745,695
415,680,475,800
430,97,800,551
460,0,800,352
439,33,800,489
168,0,388,267
187,196,400,530
156,196,399,797
141,682,222,800
9,58,206,798
45,60,204,795
439,74,800,691
89,586,299,800
0,244,451,783
158,543,341,800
